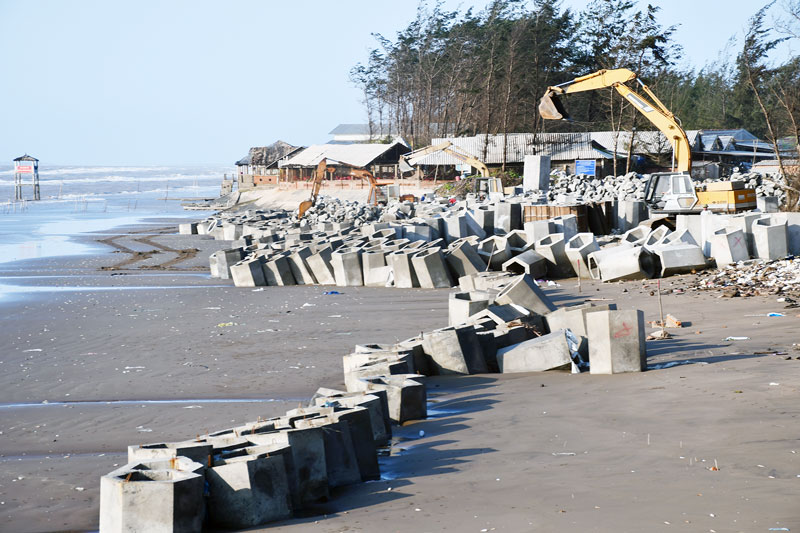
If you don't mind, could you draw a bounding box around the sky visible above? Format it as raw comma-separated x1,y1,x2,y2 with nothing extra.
0,0,795,166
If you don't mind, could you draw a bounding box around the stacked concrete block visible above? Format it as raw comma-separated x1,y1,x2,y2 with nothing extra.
710,228,750,267
231,256,267,287
496,329,578,373
505,230,532,254
615,199,648,232
387,250,419,288
463,210,488,239
587,309,646,374
222,223,243,241
331,247,364,287
758,196,780,213
494,274,556,315
128,441,213,465
411,247,453,288
523,220,553,244
470,304,530,327
100,458,206,533
651,242,707,277
327,407,380,481
752,217,788,260
544,303,616,359
445,239,486,278
535,234,575,278
443,214,468,243
420,325,488,374
564,233,599,279
264,253,297,286
477,235,511,270
550,214,578,241
470,206,495,235
312,390,391,446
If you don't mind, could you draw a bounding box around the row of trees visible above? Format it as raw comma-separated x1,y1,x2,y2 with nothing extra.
350,0,800,198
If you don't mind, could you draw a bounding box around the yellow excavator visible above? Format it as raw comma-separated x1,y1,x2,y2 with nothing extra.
404,141,491,177
539,68,756,214
335,166,387,205
298,159,328,219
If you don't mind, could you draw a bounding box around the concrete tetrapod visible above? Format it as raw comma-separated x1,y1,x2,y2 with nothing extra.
127,441,213,465
501,249,548,278
331,247,364,287
100,458,205,533
351,374,427,424
312,390,392,446
293,417,362,488
587,309,646,374
287,246,318,285
535,234,576,278
445,239,486,278
448,291,492,326
387,250,419,288
230,256,266,287
421,325,488,374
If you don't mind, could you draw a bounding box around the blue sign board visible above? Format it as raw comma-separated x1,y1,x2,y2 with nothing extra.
575,159,596,176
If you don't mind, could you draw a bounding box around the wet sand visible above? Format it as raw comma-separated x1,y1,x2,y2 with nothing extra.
1,223,799,532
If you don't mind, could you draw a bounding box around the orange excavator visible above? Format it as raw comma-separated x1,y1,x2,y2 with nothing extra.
298,159,328,219
336,166,386,205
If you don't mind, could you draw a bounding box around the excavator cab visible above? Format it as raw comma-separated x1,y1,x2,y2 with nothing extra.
644,172,700,214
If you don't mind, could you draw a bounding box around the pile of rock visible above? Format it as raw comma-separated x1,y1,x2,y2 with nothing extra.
691,257,800,298
98,271,650,531
547,172,648,204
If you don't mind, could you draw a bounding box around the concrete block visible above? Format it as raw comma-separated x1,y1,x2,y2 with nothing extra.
587,309,646,374
494,202,522,234
328,407,380,481
470,206,495,235
100,460,205,533
445,240,486,278
411,247,453,288
206,454,292,528
222,223,243,241
331,247,364,287
210,248,244,279
443,214,468,243
496,328,579,373
501,249,548,278
387,250,419,288
544,303,616,359
306,247,336,285
178,222,198,235
343,353,411,392
505,229,532,254
752,217,788,260
615,199,648,232
535,234,575,278
523,220,553,244
758,196,780,213
652,243,707,277
247,427,328,506
710,228,749,267
404,224,435,242
448,291,492,326
523,154,550,192
264,253,297,286
421,325,488,374
231,256,267,287
470,304,530,326
294,418,361,488
565,233,599,279
287,246,317,285
586,245,656,281
477,236,511,270
550,214,578,241
352,375,427,424
313,391,391,446
127,440,213,465
494,274,556,315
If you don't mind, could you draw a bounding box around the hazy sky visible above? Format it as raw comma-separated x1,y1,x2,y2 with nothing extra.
0,0,794,165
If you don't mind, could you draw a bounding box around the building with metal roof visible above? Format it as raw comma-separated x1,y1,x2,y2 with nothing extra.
279,140,411,181
328,123,402,145
234,141,305,188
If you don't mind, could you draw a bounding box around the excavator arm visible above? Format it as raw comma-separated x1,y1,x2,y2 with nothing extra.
298,159,328,219
539,68,692,173
403,141,491,177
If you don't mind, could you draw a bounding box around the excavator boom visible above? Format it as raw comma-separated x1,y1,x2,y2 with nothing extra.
539,68,692,173
298,159,328,219
402,141,490,177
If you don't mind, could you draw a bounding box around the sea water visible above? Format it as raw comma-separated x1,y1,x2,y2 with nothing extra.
0,164,228,265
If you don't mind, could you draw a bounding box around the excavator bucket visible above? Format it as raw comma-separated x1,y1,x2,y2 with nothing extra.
538,90,570,121
298,200,312,219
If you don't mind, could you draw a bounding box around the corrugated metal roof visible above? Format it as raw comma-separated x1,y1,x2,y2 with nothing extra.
589,130,674,155
280,141,408,168
406,133,614,166
328,123,398,136
13,154,38,162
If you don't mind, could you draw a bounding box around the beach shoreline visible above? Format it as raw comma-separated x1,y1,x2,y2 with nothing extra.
1,221,799,532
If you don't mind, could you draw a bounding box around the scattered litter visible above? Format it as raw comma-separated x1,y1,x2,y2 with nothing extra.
648,360,709,370
769,382,780,386
552,452,576,456
724,336,750,341
216,322,235,327
22,349,42,352
647,330,672,340
328,314,342,318
323,290,341,295
135,426,152,432
183,405,202,409
251,288,265,292
74,487,85,492
418,430,425,438
767,312,785,317
301,303,316,307
203,307,221,310
124,366,145,370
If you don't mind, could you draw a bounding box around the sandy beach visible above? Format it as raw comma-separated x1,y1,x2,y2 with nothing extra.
1,220,799,532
